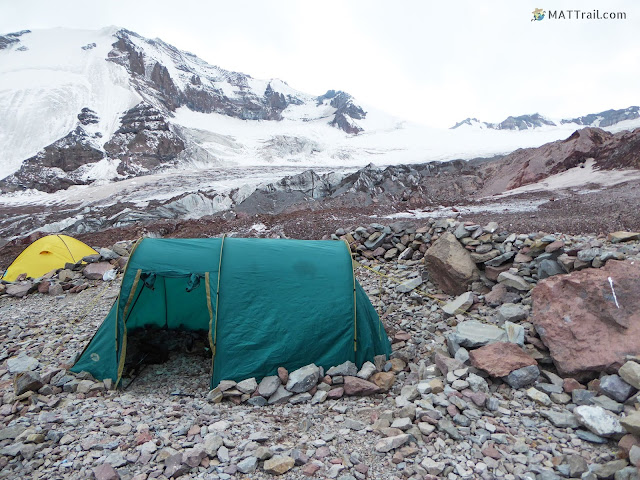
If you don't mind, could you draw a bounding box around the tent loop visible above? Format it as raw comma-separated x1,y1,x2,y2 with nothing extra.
185,273,202,292
141,272,156,290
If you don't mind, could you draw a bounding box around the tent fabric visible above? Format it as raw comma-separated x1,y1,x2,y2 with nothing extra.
72,237,391,389
2,234,98,282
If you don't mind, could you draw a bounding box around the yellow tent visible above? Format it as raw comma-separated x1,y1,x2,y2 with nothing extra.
2,235,98,282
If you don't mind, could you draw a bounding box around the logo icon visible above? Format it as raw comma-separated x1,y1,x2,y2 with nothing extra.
532,8,545,21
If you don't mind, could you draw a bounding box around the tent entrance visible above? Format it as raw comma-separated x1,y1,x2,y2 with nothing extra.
121,328,212,393
120,273,215,392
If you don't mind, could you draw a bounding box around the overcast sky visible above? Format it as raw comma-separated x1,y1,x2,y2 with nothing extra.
1,0,638,128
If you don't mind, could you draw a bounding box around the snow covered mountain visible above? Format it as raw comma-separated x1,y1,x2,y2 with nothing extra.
451,107,640,131
1,27,640,197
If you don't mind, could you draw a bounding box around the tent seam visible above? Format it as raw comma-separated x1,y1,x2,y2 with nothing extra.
211,235,226,387
343,239,357,354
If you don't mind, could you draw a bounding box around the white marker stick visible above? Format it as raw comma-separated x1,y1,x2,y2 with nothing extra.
608,277,620,309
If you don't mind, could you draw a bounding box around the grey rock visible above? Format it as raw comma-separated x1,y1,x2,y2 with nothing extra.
15,371,43,395
592,460,629,479
485,251,516,267
538,259,564,279
247,396,267,407
577,248,601,262
566,454,588,477
592,395,624,413
7,354,39,374
6,283,33,297
503,321,525,346
289,392,312,404
497,272,531,291
497,303,528,323
619,361,640,390
395,277,423,293
344,418,367,431
615,467,640,480
237,456,258,474
374,434,410,452
0,425,28,441
573,405,626,437
541,410,580,428
449,320,507,349
327,361,357,377
286,364,319,393
576,429,608,444
258,376,281,398
236,377,258,394
505,365,540,389
203,433,224,456
356,361,376,379
437,419,462,440
268,385,294,404
442,292,474,316
573,389,595,405
599,374,635,403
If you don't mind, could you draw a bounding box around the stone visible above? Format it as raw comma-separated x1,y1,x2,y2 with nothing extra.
237,456,258,474
619,361,640,390
592,460,629,479
164,452,189,478
505,365,540,389
327,387,344,399
593,395,624,414
327,361,358,377
263,455,295,475
0,425,27,441
343,376,380,396
424,232,479,295
503,321,525,346
421,457,446,475
374,434,410,453
538,259,565,280
183,446,207,467
48,283,64,296
286,364,319,393
485,251,516,267
236,377,258,394
449,320,507,349
258,376,281,398
531,260,640,376
268,385,294,404
58,269,74,282
7,354,39,374
203,433,224,456
395,277,423,293
485,264,513,282
620,411,640,436
608,231,640,243
6,283,33,297
614,467,640,480
356,361,376,379
93,463,120,480
541,410,580,428
573,389,595,406
289,392,312,404
526,387,551,406
83,262,115,280
574,405,626,437
277,367,288,384
497,303,527,323
599,374,635,403
566,454,588,477
15,371,43,396
497,272,531,291
469,342,537,377
441,292,474,316
370,372,395,391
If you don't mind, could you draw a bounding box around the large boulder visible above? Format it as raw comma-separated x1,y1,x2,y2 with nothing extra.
469,342,538,377
424,232,479,295
531,260,640,376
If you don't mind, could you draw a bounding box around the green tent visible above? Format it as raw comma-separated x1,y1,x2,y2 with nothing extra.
72,237,391,388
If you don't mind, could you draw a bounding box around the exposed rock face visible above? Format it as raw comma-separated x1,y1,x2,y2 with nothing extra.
562,106,640,128
531,260,640,376
0,126,104,193
0,30,30,50
104,103,185,176
424,232,479,295
317,90,366,134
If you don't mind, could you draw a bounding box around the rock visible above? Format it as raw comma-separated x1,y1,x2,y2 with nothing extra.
83,262,115,280
503,321,525,346
0,425,27,441
620,411,640,436
289,392,312,404
277,367,288,384
592,460,629,479
395,277,423,293
93,463,120,480
15,371,43,395
599,375,635,403
6,283,33,297
263,455,295,475
258,376,281,398
183,446,207,467
619,361,640,389
356,361,376,379
614,467,640,480
469,342,537,377
286,364,319,393
421,457,446,475
327,361,357,376
236,377,258,394
449,320,507,349
370,372,395,391
526,387,551,406
531,260,640,376
58,269,74,282
485,264,513,283
268,385,294,404
538,259,565,280
497,303,527,323
566,454,588,477
608,231,640,243
505,365,540,388
424,232,479,295
48,283,64,296
593,395,624,414
203,434,224,456
237,456,258,474
7,354,39,373
485,251,516,267
374,434,410,453
441,292,474,316
541,410,580,428
497,272,531,291
164,452,189,478
574,405,626,437
573,389,596,406
343,376,380,396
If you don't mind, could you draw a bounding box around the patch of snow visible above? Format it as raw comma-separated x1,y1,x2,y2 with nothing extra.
386,200,547,220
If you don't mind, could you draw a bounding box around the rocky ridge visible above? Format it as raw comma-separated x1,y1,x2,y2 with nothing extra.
2,221,640,479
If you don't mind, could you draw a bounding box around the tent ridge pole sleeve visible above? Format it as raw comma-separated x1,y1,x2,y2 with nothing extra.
57,234,76,263
205,272,215,382
211,235,226,384
343,239,357,354
116,268,142,388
